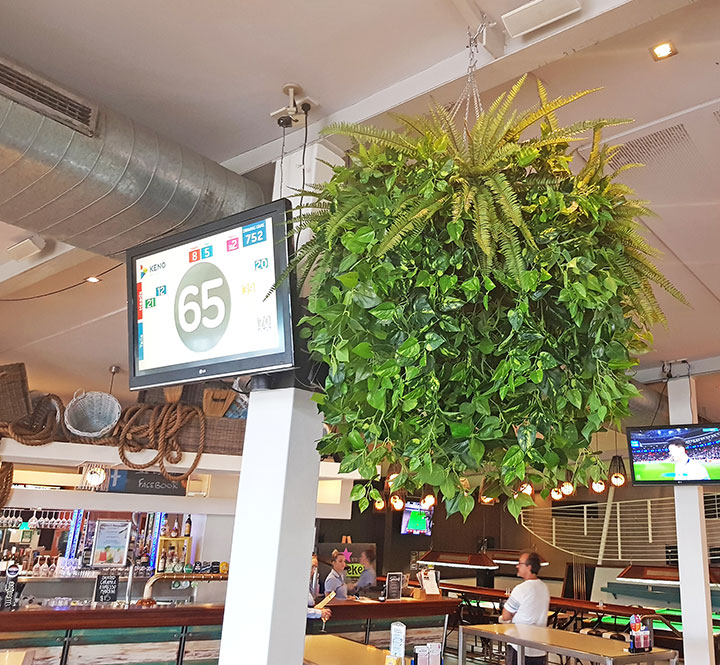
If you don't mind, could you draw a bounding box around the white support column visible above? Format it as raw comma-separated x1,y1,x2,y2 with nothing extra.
668,376,716,665
218,387,322,665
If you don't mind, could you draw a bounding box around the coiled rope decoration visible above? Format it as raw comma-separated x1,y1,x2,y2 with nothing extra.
0,462,13,510
1,396,205,484
92,403,206,483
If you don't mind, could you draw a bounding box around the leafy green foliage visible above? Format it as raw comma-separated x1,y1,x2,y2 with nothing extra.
284,77,684,519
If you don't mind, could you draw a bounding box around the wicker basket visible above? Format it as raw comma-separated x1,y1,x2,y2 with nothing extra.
0,363,32,422
64,390,121,438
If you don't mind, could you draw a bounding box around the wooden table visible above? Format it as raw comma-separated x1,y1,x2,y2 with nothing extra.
304,635,409,664
0,652,33,665
327,596,460,650
458,624,679,665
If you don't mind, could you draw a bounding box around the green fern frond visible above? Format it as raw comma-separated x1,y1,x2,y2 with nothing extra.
497,223,526,280
322,122,418,157
376,194,450,255
485,173,537,249
325,200,366,242
471,191,493,257
610,162,644,180
536,78,558,132
625,250,688,304
508,88,602,140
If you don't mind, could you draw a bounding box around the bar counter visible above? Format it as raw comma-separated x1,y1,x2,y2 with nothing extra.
0,602,225,631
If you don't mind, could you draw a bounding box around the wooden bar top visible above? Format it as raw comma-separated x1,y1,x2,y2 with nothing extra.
463,624,677,663
327,596,460,621
432,580,654,617
304,635,409,665
0,603,225,632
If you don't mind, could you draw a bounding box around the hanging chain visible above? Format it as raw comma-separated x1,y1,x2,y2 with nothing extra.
449,21,487,133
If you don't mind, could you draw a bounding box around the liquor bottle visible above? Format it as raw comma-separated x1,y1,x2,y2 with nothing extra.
170,518,179,538
160,515,168,537
183,515,192,537
157,549,167,573
139,547,149,566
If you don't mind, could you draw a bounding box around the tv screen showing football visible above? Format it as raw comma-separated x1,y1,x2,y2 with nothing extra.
626,425,720,485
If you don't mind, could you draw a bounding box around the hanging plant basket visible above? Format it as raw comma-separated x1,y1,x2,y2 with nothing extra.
282,77,684,518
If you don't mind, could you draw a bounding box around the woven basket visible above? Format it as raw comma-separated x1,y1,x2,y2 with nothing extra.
64,390,121,438
0,363,32,422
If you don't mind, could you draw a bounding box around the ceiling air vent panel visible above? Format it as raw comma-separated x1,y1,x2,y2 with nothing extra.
0,55,97,136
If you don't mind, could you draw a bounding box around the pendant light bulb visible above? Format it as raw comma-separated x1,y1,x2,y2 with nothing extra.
591,479,607,493
374,498,385,511
560,481,575,496
518,482,534,496
550,487,563,501
610,472,626,487
390,494,405,511
420,493,436,510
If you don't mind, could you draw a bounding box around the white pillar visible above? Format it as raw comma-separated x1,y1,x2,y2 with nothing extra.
218,388,322,665
668,376,716,665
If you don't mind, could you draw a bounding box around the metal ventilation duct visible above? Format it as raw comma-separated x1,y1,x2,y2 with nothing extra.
0,58,263,258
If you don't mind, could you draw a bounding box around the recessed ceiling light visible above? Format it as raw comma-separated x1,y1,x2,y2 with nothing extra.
85,276,101,283
651,41,678,61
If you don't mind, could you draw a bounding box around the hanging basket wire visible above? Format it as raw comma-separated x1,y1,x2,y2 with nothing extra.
448,21,488,135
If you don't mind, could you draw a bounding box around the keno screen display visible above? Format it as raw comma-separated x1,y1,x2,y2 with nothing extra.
126,200,296,389
627,425,720,485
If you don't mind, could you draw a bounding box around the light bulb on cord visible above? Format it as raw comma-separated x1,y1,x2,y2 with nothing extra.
85,466,106,487
390,494,405,511
591,479,606,493
518,482,534,496
420,493,436,509
610,472,626,487
560,481,575,496
480,495,497,505
550,487,563,501
373,498,385,511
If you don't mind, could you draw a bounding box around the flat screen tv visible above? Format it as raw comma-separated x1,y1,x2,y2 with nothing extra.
627,425,720,485
400,501,434,536
126,199,297,390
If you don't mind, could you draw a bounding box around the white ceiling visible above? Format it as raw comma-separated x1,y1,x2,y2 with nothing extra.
0,0,719,408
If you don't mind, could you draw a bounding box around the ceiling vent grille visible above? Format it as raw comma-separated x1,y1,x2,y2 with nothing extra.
610,124,693,169
0,55,97,136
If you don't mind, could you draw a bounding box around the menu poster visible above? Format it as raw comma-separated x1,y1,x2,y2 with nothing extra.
94,574,120,603
385,571,404,600
91,520,131,568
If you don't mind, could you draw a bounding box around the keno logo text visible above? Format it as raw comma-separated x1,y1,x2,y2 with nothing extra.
140,262,166,278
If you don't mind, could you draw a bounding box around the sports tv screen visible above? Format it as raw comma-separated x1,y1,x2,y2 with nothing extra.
400,501,434,536
627,425,720,485
126,200,297,389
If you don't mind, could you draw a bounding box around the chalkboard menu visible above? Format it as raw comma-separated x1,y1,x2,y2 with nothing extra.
94,574,119,603
108,470,185,496
385,571,404,600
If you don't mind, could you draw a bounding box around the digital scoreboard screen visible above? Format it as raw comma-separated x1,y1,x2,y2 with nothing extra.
126,200,296,389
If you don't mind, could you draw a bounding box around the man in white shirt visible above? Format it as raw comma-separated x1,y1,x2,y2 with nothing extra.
668,439,710,481
500,551,550,665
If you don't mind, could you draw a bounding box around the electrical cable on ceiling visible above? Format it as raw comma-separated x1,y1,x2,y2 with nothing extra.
0,264,122,302
299,102,310,216
278,123,288,197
